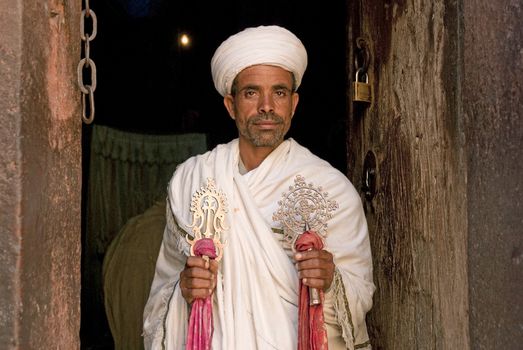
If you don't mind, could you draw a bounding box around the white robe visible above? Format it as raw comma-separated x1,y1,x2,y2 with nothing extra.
143,138,375,350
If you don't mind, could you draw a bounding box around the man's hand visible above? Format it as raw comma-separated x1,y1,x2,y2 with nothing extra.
179,256,219,304
294,249,335,291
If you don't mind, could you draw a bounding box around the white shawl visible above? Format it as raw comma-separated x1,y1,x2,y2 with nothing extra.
143,138,375,349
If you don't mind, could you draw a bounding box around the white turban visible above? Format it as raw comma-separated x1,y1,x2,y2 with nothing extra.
211,25,308,96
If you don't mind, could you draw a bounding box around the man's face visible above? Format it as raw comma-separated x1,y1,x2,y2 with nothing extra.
224,65,299,151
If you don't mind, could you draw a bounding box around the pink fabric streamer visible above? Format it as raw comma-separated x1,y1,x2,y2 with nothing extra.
296,231,329,350
186,238,217,350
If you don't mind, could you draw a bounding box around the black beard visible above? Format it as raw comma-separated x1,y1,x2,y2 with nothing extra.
242,112,286,147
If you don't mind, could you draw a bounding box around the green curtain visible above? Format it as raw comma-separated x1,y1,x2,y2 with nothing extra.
84,125,207,348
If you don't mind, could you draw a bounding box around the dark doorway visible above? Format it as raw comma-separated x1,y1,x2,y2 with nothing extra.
81,1,348,348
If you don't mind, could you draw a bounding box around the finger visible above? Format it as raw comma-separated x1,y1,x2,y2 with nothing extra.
181,286,213,304
208,260,219,274
181,266,215,280
186,256,210,269
294,249,333,262
296,258,335,271
301,277,333,290
298,268,330,280
180,275,215,290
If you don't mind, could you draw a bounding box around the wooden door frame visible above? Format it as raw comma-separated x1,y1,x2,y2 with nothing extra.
347,1,523,349
0,0,82,348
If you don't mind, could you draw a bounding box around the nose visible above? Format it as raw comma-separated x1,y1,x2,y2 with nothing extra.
257,92,275,114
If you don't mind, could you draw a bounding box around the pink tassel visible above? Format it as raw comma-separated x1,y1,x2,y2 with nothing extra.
186,238,217,350
296,231,329,350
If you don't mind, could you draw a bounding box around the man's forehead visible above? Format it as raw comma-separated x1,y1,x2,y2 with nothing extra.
236,65,294,84
239,64,292,74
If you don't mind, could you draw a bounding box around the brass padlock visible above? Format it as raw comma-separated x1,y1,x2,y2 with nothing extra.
353,69,371,103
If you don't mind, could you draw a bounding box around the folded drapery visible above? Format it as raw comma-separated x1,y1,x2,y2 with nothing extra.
87,125,207,350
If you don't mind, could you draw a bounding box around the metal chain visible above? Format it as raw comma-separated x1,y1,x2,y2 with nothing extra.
354,37,369,75
78,0,97,124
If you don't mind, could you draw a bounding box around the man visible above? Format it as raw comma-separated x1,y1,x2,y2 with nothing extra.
143,25,375,349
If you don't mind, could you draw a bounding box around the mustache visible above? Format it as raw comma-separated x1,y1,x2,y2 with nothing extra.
249,112,284,124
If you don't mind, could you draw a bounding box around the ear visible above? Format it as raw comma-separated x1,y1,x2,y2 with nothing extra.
290,92,299,119
223,95,236,120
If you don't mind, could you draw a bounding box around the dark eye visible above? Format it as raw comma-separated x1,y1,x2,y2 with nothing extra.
275,89,287,97
244,89,257,98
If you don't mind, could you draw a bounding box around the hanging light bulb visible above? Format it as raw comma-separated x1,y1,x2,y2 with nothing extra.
179,33,191,48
